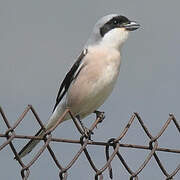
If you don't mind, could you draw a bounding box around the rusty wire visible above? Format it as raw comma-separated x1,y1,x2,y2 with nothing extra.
0,105,179,180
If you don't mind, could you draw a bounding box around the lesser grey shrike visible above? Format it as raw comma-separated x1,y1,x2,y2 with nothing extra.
17,14,140,158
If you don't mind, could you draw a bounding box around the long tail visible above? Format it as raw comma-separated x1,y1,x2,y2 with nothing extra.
16,103,70,159
15,129,45,159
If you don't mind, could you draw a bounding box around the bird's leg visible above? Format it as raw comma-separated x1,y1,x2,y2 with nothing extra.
93,110,105,129
76,115,94,139
94,110,105,123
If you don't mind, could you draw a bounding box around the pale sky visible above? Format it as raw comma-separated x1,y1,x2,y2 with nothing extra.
0,0,179,179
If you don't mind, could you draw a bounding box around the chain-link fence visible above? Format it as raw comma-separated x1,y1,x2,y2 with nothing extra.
0,105,179,180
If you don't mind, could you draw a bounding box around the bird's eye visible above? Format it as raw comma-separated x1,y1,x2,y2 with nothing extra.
113,20,118,25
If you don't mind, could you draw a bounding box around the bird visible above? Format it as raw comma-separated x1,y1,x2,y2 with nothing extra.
16,14,140,159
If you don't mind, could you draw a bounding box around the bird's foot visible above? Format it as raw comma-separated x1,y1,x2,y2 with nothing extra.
83,127,94,140
94,110,105,123
76,115,94,140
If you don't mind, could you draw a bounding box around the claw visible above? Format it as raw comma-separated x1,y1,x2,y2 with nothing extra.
84,127,94,140
94,111,105,122
76,115,94,139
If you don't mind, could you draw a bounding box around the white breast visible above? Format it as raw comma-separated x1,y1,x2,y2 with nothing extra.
66,46,121,119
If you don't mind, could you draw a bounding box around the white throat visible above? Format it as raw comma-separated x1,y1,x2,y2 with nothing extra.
100,28,129,50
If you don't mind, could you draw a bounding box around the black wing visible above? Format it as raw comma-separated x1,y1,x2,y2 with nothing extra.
53,49,88,112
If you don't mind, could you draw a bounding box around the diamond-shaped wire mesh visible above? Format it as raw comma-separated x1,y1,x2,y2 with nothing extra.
0,105,179,180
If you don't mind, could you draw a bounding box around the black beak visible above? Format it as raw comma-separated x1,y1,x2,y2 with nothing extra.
123,21,140,31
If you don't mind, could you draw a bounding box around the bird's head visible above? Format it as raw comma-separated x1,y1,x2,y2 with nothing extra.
86,14,140,50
